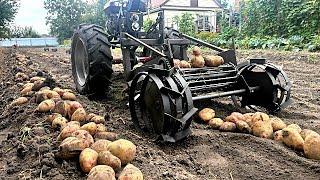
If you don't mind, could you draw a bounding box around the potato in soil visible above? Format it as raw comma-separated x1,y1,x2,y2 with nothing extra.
87,165,116,180
86,113,97,121
251,112,270,124
71,108,87,122
62,92,77,101
72,130,94,148
68,101,83,118
98,150,121,171
300,129,320,140
286,124,302,133
219,122,236,132
81,122,97,136
204,55,224,67
208,118,224,129
52,117,68,130
57,122,81,141
274,130,283,141
252,121,273,139
243,113,254,126
32,80,45,91
35,91,49,103
192,46,201,56
304,135,320,160
21,86,33,96
191,55,205,68
107,139,137,164
10,97,28,106
236,120,252,134
58,137,87,159
37,99,55,112
79,148,98,173
91,115,105,124
225,112,245,123
198,108,215,123
179,60,191,68
95,132,119,141
282,128,304,151
53,87,65,96
53,100,70,117
91,140,112,153
96,124,107,132
271,117,286,131
119,164,144,180
47,113,62,123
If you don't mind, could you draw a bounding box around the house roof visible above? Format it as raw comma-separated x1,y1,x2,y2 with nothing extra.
149,0,223,9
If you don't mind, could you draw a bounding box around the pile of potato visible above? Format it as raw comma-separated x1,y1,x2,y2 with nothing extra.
11,73,144,179
199,108,320,160
173,46,224,69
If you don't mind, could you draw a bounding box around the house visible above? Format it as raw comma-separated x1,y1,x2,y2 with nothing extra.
146,0,224,32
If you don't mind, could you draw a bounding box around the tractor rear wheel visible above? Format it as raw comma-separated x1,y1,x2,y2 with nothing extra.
71,24,113,95
164,27,186,59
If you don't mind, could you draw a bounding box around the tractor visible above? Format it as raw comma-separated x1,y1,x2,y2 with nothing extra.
71,0,292,142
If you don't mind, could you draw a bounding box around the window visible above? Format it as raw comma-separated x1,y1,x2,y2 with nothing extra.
191,0,198,7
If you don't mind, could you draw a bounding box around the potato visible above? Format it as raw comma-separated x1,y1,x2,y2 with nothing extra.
79,148,98,173
173,59,181,68
198,108,215,123
87,165,116,180
304,135,320,160
208,118,224,129
32,80,45,91
91,140,112,153
68,101,83,118
204,55,224,67
58,123,81,141
219,122,236,132
179,60,191,68
58,137,87,159
67,121,81,126
271,117,286,131
52,116,68,130
21,86,33,96
252,121,273,139
191,55,205,68
47,113,62,123
91,115,105,124
72,130,94,147
192,46,201,56
282,128,304,151
236,120,252,134
225,112,245,123
35,91,48,104
53,87,65,96
252,112,270,125
53,100,70,117
47,90,60,99
81,122,97,136
15,72,29,80
96,124,107,132
10,97,28,106
274,130,283,141
30,76,45,83
71,108,87,122
23,82,34,89
107,139,136,164
300,129,319,140
98,151,121,171
286,124,302,133
36,99,55,112
95,132,119,141
118,164,144,180
86,113,98,121
40,86,50,91
62,92,76,101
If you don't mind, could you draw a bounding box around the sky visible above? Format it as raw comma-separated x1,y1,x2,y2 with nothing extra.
13,0,50,35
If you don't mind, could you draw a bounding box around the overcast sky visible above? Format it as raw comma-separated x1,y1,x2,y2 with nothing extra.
14,0,49,34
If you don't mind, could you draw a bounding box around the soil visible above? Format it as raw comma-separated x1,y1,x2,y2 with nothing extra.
0,47,319,180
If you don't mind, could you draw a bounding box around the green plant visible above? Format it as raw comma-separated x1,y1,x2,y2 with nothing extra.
143,18,155,31
173,13,195,36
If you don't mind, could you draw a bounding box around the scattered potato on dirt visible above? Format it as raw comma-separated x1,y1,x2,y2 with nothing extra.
107,139,137,165
98,150,121,171
32,79,45,91
86,113,98,121
304,135,320,160
236,120,252,134
52,116,68,130
198,108,215,123
62,92,76,101
91,140,112,153
179,60,191,68
282,128,304,151
53,87,65,96
79,148,98,173
47,113,62,123
191,55,205,68
72,130,94,148
204,55,224,67
192,46,201,56
46,90,60,99
96,124,107,132
15,72,29,81
35,91,48,103
87,165,116,180
225,112,245,123
36,99,55,112
252,121,273,139
271,117,287,131
91,115,105,124
71,108,87,122
274,130,284,141
10,97,28,106
219,122,236,132
30,76,45,83
243,113,254,125
252,112,270,124
95,132,119,141
53,100,70,117
118,164,144,180
208,118,224,129
57,122,81,141
21,86,33,96
300,129,320,140
81,122,97,136
57,137,87,159
68,101,83,118
286,124,302,133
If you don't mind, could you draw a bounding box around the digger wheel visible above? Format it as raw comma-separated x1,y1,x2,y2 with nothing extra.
164,27,185,59
71,24,113,95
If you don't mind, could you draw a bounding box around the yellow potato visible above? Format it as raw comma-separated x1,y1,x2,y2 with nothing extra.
236,120,252,134
71,108,87,122
91,115,105,124
72,130,94,148
282,128,304,151
68,101,83,118
204,55,224,67
304,135,320,160
62,92,76,101
198,108,215,123
95,132,119,141
36,99,55,112
91,140,112,153
30,76,45,83
118,164,144,180
10,97,28,106
21,86,33,96
81,122,98,136
252,112,270,125
208,118,224,129
86,113,98,121
79,148,98,173
53,100,70,117
46,90,60,99
271,117,286,131
58,137,87,159
47,113,62,123
286,124,302,133
274,130,283,141
52,117,68,130
96,124,107,132
192,46,201,56
107,139,136,165
191,55,205,68
15,72,29,80
243,113,254,126
32,80,45,91
87,165,116,180
179,60,191,68
98,150,121,171
58,123,81,141
53,87,65,96
300,129,320,140
225,112,245,123
35,91,49,104
219,122,236,132
23,82,34,89
252,121,273,139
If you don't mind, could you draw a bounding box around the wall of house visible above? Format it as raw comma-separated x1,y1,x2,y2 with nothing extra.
165,0,220,8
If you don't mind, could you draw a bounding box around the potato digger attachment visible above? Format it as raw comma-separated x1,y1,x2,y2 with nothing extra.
71,0,292,142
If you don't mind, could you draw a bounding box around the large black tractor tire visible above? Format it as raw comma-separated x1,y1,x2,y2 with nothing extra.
71,24,113,95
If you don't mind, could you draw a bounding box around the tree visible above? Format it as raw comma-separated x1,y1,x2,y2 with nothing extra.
173,13,195,36
0,0,19,38
81,0,106,27
10,26,41,38
44,0,86,43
